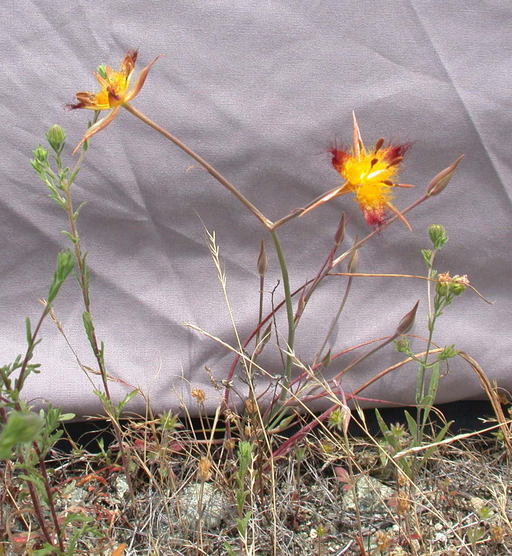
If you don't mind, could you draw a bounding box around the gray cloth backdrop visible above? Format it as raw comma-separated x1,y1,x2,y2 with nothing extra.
2,1,511,416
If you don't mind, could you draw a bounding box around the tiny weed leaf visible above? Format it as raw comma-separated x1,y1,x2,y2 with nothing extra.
404,410,418,440
118,389,139,413
25,317,32,344
0,411,43,459
82,311,95,347
47,250,74,304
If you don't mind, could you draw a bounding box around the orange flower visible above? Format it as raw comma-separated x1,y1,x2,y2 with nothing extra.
302,113,414,229
68,50,159,153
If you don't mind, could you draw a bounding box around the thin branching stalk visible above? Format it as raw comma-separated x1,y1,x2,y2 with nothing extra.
414,247,439,449
7,300,63,548
33,442,65,552
330,193,430,269
269,230,295,393
23,465,56,548
123,103,273,230
61,185,111,399
271,347,442,461
14,310,49,395
314,272,354,365
223,191,433,412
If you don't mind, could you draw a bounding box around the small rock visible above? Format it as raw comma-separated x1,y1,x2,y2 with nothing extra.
177,482,231,530
343,475,394,514
434,531,448,543
115,476,129,500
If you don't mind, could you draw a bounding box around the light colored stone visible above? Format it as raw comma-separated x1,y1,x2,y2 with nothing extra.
342,475,394,514
177,482,231,530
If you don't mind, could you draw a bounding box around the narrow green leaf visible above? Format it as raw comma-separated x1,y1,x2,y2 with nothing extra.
47,250,74,304
0,411,43,459
82,311,95,347
118,389,139,412
404,410,418,440
25,317,32,344
427,362,441,400
61,230,78,244
374,408,390,437
73,201,87,220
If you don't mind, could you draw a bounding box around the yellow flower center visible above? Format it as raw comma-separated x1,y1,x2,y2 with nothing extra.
341,149,398,211
93,71,130,109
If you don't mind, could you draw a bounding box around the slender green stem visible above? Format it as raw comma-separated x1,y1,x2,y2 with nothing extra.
123,103,273,230
255,275,265,351
34,442,65,552
415,249,437,446
270,229,295,390
418,251,437,399
60,155,137,503
315,274,353,365
15,308,49,394
62,184,111,397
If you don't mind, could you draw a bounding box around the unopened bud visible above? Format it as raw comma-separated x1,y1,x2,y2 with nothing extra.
427,155,464,196
255,322,273,355
33,144,48,162
320,349,331,368
347,249,359,274
31,145,49,175
396,300,419,335
46,125,66,153
334,214,345,247
328,405,351,435
428,224,448,249
295,294,306,323
395,337,410,353
96,64,108,79
450,280,467,295
244,398,257,414
257,240,267,276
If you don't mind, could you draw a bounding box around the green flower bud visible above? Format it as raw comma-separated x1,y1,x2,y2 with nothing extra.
439,345,458,360
450,281,467,295
97,64,108,79
33,144,48,163
428,224,448,249
395,337,410,353
31,145,49,175
328,406,351,433
46,125,66,153
436,281,449,296
421,249,433,266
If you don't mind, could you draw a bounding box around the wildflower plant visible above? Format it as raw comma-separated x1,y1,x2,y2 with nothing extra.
1,46,504,554
377,224,473,478
63,49,493,454
32,124,139,502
